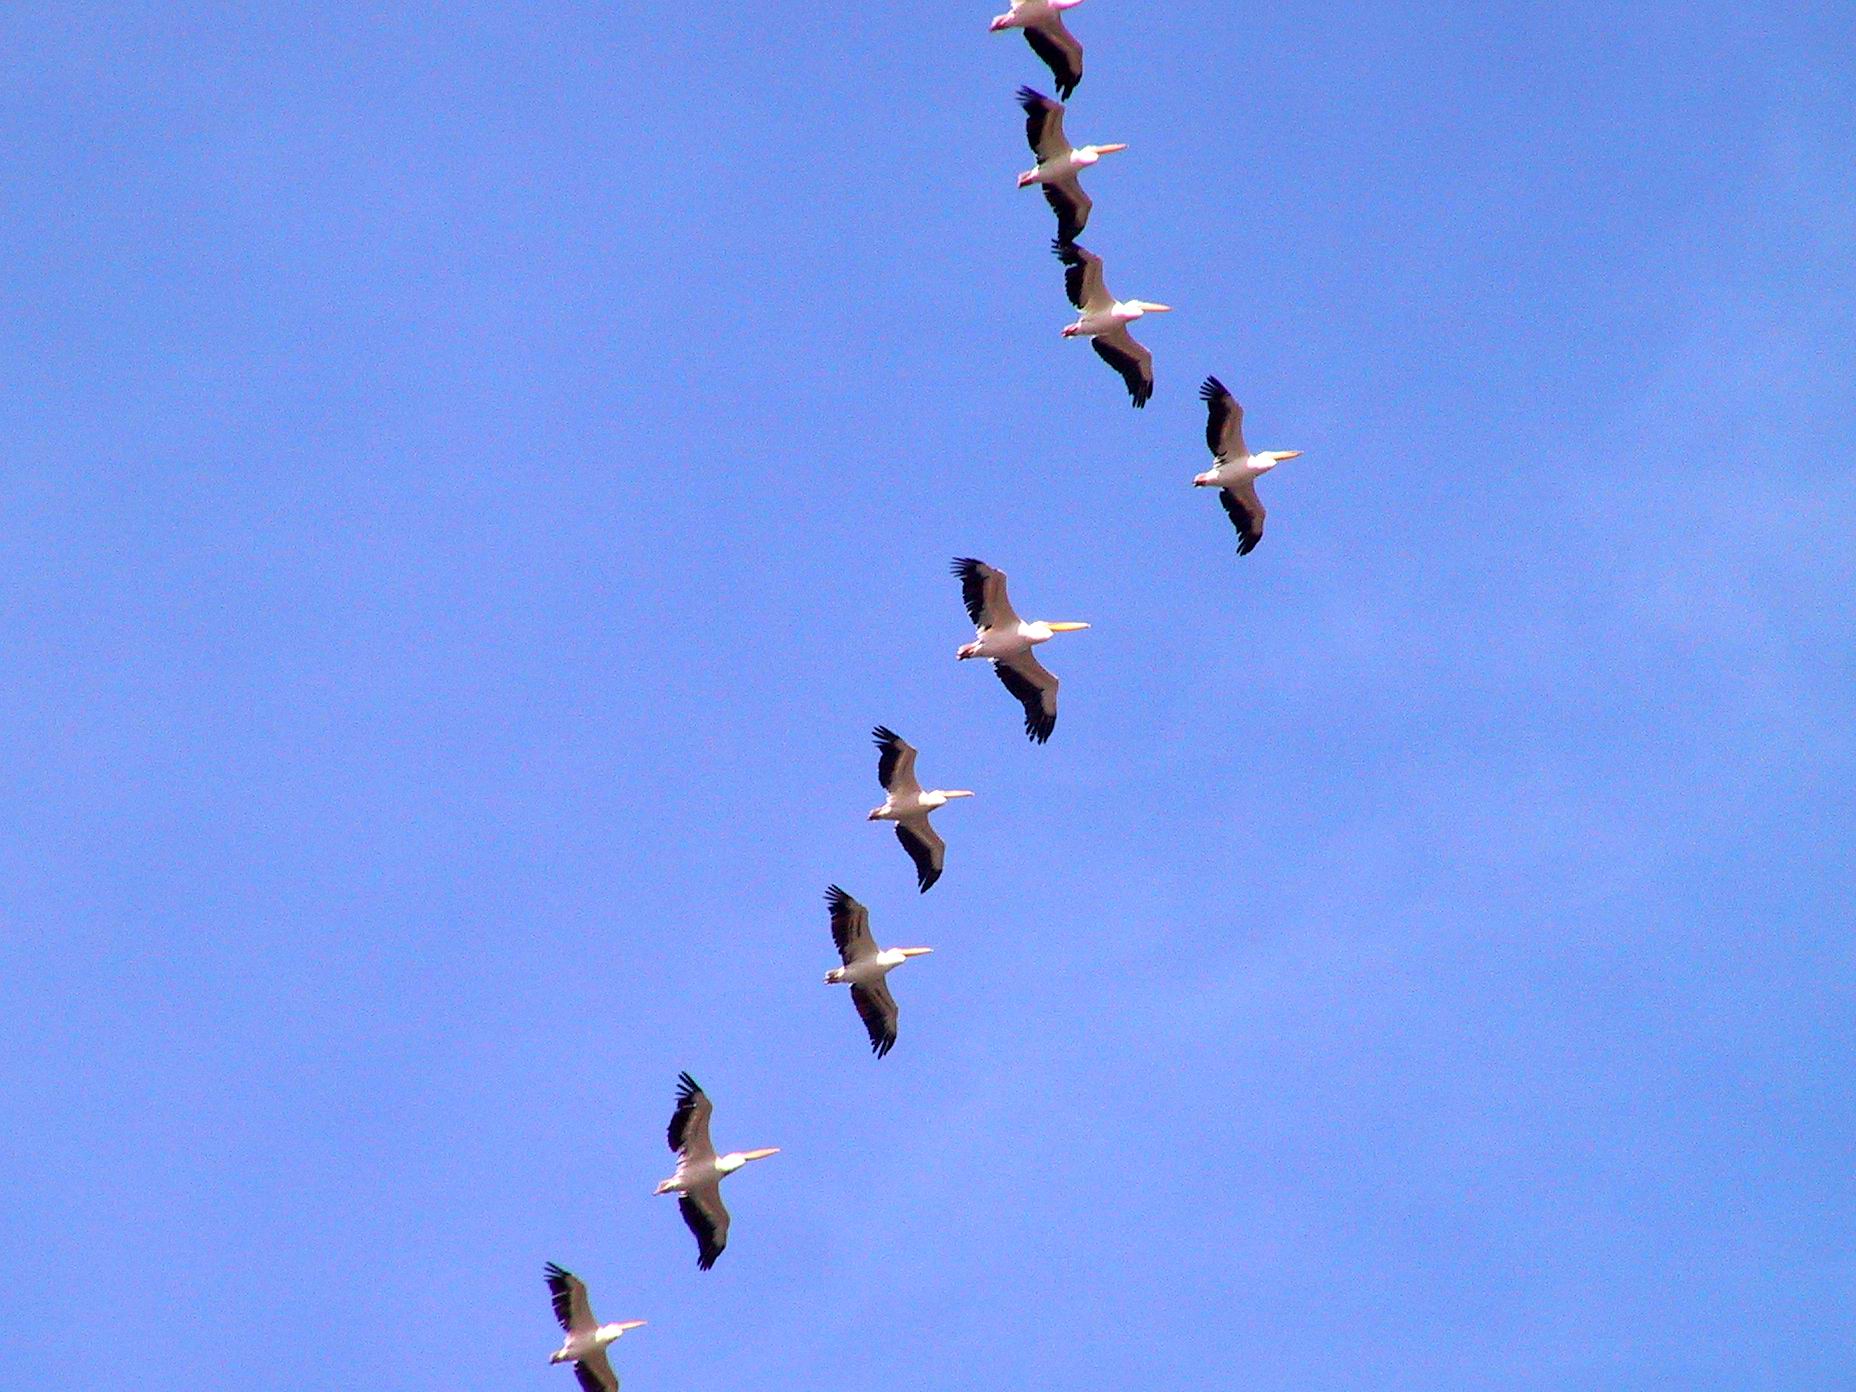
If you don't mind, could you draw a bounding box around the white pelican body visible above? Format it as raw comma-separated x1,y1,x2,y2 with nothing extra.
1193,375,1303,556
543,1264,644,1392
822,886,933,1058
952,556,1088,743
990,0,1085,99
868,726,972,891
653,1073,778,1270
1054,240,1170,407
1016,86,1124,244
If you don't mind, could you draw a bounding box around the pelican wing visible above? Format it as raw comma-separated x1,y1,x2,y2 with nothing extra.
544,1262,597,1338
678,1182,730,1271
1054,239,1110,313
573,1350,619,1392
952,557,1021,630
667,1072,715,1162
871,725,921,798
1042,178,1092,245
1024,17,1082,100
850,977,900,1058
826,884,877,966
995,653,1059,744
1093,327,1153,408
1016,85,1072,161
1219,482,1266,556
895,816,945,893
1200,375,1247,460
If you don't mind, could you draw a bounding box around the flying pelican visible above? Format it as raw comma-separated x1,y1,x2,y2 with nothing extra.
822,885,934,1058
1016,86,1124,245
990,0,1084,100
653,1073,778,1270
952,557,1088,743
1194,376,1303,555
543,1263,644,1392
868,725,973,892
1055,240,1171,408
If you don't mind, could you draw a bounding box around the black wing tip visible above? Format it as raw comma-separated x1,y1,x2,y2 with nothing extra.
1057,79,1078,99
1051,237,1085,262
951,555,985,575
825,884,852,908
1199,375,1227,401
696,1252,718,1271
871,724,901,746
544,1261,570,1281
1016,84,1050,109
675,1070,700,1098
873,1036,895,1058
918,867,940,892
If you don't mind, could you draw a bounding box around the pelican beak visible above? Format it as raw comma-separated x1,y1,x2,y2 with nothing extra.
744,1147,781,1161
1145,303,1173,313
1277,450,1304,460
900,947,936,957
617,1321,647,1332
1047,621,1090,632
946,790,976,799
1097,143,1128,155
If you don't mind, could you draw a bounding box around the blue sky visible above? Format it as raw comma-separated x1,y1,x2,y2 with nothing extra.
2,2,1853,1388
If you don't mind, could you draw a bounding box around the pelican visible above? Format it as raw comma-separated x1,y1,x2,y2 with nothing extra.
952,556,1088,743
989,0,1084,100
868,725,973,892
653,1073,778,1270
822,886,933,1058
543,1263,644,1392
1016,86,1124,245
1055,240,1171,408
1194,376,1303,555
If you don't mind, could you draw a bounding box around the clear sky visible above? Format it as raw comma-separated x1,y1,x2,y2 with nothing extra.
3,3,1853,1388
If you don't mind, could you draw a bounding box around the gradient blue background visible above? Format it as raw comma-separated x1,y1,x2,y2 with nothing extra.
3,3,1853,1388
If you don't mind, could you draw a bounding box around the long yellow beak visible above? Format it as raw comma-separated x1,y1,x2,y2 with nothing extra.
617,1321,647,1332
1047,621,1091,632
900,947,935,957
1097,142,1128,154
744,1148,781,1161
1277,450,1304,460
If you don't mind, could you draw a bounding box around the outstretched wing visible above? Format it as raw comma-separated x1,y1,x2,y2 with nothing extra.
1023,17,1082,100
850,977,900,1059
895,816,946,893
872,725,921,798
1053,238,1109,312
1092,327,1153,408
826,884,877,966
1200,375,1246,459
952,557,1021,630
1042,178,1092,245
1219,482,1266,556
994,653,1060,744
1016,85,1071,160
678,1183,730,1271
667,1072,715,1162
544,1262,596,1338
573,1350,619,1392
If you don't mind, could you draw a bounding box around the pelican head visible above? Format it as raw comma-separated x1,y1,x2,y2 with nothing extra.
1257,449,1303,473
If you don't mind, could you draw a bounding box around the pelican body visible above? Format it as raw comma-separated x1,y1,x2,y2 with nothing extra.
1054,240,1170,407
1015,86,1124,244
1193,375,1303,555
654,1073,778,1270
868,726,972,891
952,556,1087,743
990,0,1086,99
822,886,933,1058
543,1263,644,1392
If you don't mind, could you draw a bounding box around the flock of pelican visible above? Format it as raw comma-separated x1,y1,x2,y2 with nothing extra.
541,6,1304,1387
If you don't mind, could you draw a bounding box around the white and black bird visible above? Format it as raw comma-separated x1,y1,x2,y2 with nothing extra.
1055,240,1171,408
952,557,1088,743
989,0,1085,100
1016,86,1124,245
653,1074,779,1271
543,1264,645,1392
1193,376,1303,555
822,886,934,1058
868,726,973,892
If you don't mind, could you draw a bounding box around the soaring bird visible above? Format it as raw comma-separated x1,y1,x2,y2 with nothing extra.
1055,240,1171,408
1016,86,1124,245
868,726,973,892
822,886,934,1058
654,1073,778,1270
1193,376,1303,555
543,1264,644,1392
989,0,1085,100
952,557,1088,743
